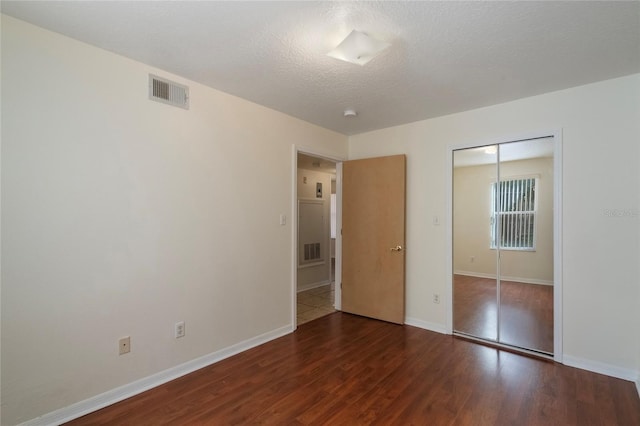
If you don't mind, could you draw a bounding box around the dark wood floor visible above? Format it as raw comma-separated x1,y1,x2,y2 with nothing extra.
67,312,639,425
454,274,554,353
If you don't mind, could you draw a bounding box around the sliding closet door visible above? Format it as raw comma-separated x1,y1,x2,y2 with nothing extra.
497,139,554,354
452,146,498,341
452,137,555,357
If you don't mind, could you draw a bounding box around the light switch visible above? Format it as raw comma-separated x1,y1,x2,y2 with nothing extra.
279,214,286,226
433,215,440,226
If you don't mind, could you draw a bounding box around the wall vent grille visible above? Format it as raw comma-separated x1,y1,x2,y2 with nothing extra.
149,74,189,109
303,243,321,261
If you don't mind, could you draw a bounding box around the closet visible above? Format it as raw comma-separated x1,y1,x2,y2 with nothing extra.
452,137,555,356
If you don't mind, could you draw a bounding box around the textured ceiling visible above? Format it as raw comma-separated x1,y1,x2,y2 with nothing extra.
454,137,554,167
2,1,639,135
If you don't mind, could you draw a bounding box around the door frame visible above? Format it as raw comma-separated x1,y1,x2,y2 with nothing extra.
292,145,345,329
445,129,563,363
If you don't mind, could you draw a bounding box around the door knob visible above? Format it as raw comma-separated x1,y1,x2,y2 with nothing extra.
390,245,403,252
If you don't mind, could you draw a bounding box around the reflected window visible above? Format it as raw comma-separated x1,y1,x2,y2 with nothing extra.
491,178,537,250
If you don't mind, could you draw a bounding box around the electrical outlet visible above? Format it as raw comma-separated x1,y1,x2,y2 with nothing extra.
119,336,130,355
433,294,440,304
175,321,185,339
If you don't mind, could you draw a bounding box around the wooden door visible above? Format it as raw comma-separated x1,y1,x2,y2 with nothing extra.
341,155,406,324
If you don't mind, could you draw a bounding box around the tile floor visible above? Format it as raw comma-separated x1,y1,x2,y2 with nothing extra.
297,282,335,325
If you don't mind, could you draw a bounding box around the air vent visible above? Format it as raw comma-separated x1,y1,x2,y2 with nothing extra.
304,243,321,261
149,74,189,109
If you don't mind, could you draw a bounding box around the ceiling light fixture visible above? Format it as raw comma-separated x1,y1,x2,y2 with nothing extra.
327,30,391,66
344,109,357,117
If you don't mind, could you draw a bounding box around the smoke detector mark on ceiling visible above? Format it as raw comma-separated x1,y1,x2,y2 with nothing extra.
149,74,189,109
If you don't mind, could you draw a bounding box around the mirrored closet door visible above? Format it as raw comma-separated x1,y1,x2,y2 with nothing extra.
452,137,555,356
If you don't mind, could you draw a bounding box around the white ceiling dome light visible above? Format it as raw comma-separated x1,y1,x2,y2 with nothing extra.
327,30,391,66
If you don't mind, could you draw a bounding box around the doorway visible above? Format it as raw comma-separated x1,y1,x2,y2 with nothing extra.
292,149,407,328
295,152,338,325
450,134,562,359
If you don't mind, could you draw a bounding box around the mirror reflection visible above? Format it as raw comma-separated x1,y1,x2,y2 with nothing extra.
453,138,554,354
453,145,498,341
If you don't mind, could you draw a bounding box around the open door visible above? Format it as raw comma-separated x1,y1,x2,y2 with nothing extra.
341,155,406,324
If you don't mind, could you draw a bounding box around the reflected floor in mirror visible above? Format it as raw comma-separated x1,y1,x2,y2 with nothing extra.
454,274,553,353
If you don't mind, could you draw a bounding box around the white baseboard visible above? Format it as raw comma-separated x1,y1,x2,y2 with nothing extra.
454,270,553,286
404,317,448,335
562,354,639,382
454,270,496,280
21,324,294,426
297,279,330,293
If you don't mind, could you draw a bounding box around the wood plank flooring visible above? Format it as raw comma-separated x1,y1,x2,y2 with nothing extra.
454,274,554,353
66,312,640,425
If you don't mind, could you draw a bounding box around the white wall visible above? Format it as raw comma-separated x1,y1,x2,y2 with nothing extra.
296,168,333,291
350,74,640,379
0,16,347,424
